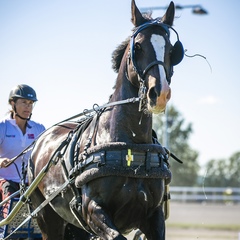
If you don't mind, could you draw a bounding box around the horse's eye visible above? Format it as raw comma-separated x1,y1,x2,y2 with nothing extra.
134,42,141,51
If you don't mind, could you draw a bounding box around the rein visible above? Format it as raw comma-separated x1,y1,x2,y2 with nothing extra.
56,97,140,124
4,97,140,168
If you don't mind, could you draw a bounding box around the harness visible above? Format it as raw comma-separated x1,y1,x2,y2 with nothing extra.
0,18,184,238
0,111,182,238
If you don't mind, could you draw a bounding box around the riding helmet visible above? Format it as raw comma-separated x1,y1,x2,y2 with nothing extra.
8,84,38,103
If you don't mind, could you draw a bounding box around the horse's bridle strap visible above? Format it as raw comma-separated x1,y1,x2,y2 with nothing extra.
142,60,167,79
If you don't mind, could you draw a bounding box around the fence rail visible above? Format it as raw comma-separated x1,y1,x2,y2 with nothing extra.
169,186,240,202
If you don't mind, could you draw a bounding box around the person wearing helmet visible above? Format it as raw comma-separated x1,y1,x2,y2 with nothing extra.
0,84,45,218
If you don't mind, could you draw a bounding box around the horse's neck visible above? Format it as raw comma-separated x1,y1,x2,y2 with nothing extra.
110,107,153,143
99,72,153,144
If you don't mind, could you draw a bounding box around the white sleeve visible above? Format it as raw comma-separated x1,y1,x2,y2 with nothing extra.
0,122,6,145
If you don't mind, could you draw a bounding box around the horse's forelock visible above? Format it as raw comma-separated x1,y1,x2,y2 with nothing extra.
142,12,153,21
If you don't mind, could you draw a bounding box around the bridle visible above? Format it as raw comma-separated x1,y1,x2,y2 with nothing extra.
127,18,184,111
129,18,172,83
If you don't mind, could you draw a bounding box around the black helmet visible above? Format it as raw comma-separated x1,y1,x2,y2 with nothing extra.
8,84,38,103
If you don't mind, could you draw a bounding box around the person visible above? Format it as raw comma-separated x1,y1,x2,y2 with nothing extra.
0,84,45,218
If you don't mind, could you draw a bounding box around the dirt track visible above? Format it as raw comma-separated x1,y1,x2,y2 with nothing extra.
127,202,240,240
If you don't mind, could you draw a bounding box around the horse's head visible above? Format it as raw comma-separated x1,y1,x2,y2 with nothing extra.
126,0,184,113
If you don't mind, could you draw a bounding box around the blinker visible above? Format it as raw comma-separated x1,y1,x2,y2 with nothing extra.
170,40,184,66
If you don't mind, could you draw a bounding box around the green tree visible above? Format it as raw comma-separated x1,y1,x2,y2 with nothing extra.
204,151,240,187
153,105,200,186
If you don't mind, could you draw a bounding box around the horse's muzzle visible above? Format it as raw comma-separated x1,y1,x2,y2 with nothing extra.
147,77,171,113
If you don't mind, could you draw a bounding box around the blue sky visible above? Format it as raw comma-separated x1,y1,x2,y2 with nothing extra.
0,0,239,168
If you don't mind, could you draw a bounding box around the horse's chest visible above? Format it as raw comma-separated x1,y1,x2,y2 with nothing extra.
121,178,164,205
86,177,164,210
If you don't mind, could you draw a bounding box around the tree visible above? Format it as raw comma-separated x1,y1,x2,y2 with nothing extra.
153,105,200,186
203,151,240,187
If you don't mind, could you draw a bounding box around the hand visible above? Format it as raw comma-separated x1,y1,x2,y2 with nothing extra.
0,158,11,168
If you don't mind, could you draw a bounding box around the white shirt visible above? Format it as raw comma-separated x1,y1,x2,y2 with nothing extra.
0,115,45,183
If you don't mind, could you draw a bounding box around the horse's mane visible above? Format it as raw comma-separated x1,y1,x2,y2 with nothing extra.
111,12,153,73
111,37,130,73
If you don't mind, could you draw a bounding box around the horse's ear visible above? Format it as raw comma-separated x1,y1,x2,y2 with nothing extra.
131,0,147,27
162,1,175,26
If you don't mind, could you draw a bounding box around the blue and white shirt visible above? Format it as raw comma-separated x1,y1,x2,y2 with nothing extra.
0,115,45,183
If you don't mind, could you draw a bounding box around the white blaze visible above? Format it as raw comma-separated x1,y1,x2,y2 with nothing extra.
150,34,169,91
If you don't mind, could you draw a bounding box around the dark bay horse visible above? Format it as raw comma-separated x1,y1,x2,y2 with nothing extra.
28,1,184,239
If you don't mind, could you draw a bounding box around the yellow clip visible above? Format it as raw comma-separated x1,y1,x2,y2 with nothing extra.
126,149,134,166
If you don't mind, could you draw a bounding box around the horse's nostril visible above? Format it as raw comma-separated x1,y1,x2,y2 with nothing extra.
149,87,157,102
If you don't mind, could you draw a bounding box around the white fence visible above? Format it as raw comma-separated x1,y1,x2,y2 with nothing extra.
170,186,240,203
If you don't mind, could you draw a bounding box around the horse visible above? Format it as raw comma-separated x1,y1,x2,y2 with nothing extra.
28,1,184,239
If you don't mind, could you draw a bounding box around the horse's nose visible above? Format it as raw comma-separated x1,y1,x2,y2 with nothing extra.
148,85,158,101
147,76,171,113
148,76,159,101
